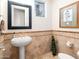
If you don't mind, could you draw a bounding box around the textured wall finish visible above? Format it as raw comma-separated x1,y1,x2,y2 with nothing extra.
0,30,79,59
0,30,52,59
34,52,57,59
52,30,79,59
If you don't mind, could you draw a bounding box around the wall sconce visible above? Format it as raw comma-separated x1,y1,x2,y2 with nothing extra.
0,15,5,32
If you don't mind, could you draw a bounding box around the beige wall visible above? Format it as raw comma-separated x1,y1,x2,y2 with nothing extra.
53,30,79,59
52,0,79,32
0,30,52,59
0,0,52,33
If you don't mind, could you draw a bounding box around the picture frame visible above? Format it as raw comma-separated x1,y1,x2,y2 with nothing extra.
35,1,45,17
59,1,79,28
8,1,32,29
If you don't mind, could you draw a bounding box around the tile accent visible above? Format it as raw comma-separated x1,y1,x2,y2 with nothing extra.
34,52,57,59
53,30,79,59
0,30,52,59
0,30,79,59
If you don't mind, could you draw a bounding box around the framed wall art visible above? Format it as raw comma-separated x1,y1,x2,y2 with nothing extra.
35,0,45,17
60,1,79,28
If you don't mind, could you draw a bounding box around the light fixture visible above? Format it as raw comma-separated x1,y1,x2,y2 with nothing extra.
0,15,5,32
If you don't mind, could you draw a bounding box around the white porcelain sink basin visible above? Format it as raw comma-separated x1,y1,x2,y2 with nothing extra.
11,36,32,47
11,36,32,59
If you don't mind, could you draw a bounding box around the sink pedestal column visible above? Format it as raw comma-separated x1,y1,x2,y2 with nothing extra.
19,47,25,59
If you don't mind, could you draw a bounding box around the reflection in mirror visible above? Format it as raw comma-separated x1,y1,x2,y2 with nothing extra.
12,8,25,26
8,1,32,29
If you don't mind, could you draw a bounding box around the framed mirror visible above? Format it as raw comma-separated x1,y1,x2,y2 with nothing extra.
8,1,32,29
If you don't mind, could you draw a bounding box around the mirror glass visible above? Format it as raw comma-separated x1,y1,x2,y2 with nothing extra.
8,1,32,29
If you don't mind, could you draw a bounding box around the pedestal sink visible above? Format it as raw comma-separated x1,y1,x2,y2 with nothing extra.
11,36,32,59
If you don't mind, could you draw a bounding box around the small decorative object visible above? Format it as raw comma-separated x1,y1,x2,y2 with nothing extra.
0,15,5,34
51,36,58,56
66,41,74,48
0,20,5,31
8,1,32,29
0,15,5,32
60,1,79,28
35,0,45,17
